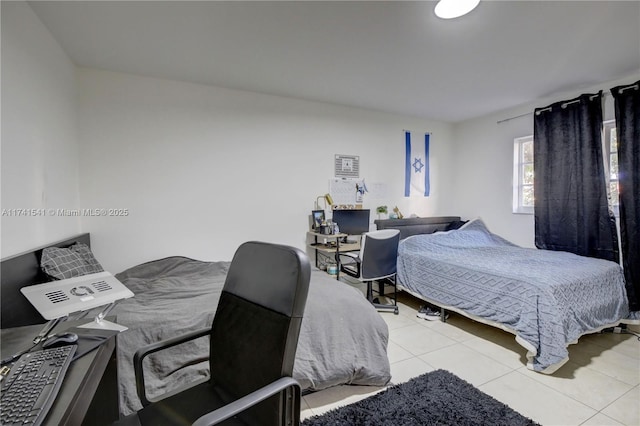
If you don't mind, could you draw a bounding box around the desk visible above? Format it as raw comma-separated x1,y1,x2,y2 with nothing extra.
1,321,119,425
307,232,360,279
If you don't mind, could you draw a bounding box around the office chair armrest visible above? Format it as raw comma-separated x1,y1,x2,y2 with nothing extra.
337,252,361,278
192,376,301,426
336,252,360,263
134,327,211,407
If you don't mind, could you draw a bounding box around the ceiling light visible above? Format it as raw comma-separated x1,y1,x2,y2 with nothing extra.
434,0,480,19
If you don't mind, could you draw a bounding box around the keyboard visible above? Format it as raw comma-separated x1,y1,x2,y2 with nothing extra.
1,345,77,426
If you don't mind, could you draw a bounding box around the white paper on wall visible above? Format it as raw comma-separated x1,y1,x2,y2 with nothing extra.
367,182,388,199
329,178,358,205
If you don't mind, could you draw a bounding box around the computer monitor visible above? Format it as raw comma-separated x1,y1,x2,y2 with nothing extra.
332,209,370,242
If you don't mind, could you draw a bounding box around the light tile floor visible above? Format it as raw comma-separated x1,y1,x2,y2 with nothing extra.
301,285,640,425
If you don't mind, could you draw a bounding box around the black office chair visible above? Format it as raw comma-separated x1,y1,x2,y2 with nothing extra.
115,241,311,426
338,229,400,315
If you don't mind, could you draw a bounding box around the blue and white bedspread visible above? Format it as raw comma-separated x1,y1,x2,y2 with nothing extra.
397,219,630,372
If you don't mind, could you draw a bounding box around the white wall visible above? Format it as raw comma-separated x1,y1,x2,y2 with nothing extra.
9,0,632,271
451,72,640,248
0,1,80,258
77,69,455,272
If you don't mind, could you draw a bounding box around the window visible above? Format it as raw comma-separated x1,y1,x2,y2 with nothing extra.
512,123,619,215
513,136,534,214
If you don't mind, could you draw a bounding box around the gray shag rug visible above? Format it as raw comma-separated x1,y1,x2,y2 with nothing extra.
302,369,539,426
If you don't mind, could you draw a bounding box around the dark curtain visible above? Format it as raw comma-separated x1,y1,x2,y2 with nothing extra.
612,80,640,311
533,92,619,262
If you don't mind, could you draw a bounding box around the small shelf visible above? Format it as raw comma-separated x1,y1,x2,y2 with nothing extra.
307,232,359,279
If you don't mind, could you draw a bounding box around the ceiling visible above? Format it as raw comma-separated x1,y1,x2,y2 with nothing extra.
28,1,640,123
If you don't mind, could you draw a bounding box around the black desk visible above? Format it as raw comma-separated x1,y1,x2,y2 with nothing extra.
1,321,119,425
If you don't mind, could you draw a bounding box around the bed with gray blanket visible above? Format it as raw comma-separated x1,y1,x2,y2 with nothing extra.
396,218,630,373
110,256,391,415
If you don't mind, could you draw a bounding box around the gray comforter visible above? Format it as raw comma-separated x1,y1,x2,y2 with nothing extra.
110,257,390,415
397,219,629,372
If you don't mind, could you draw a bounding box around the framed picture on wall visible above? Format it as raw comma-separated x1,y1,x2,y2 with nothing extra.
312,210,325,229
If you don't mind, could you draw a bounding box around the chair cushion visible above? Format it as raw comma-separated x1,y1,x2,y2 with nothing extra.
136,382,245,426
209,292,296,424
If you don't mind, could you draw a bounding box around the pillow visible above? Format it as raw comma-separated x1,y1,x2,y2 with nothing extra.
71,243,104,272
41,243,104,280
444,220,468,231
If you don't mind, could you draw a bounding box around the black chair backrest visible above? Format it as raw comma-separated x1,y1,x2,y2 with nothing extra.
360,230,400,281
209,241,310,424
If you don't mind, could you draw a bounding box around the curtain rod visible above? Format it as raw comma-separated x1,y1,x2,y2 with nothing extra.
496,111,531,124
497,91,612,125
534,93,601,116
617,83,638,94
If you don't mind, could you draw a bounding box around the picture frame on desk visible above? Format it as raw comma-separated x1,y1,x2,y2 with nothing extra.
312,210,325,229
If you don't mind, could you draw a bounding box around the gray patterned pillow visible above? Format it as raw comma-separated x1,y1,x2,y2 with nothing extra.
41,243,104,280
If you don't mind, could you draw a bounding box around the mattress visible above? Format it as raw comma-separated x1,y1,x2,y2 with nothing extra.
397,219,629,372
109,256,391,415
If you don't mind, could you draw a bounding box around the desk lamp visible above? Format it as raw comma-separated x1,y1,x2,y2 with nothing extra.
315,193,334,210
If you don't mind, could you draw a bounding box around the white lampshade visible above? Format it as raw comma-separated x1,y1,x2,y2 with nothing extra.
434,0,480,19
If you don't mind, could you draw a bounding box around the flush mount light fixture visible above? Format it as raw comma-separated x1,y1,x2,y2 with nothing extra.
434,0,480,19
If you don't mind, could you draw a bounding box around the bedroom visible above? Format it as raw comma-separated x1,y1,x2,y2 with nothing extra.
2,1,639,425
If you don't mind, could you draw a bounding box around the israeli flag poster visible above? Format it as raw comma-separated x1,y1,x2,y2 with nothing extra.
404,131,430,197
